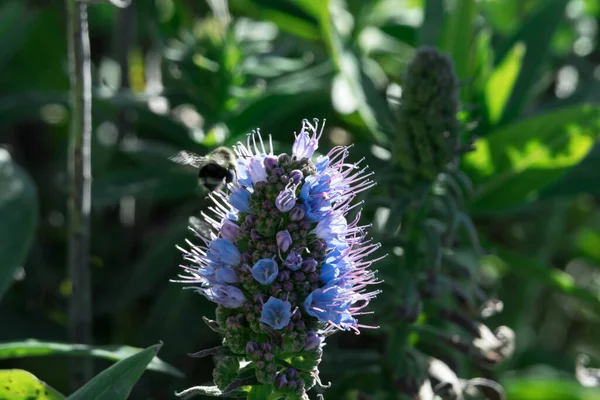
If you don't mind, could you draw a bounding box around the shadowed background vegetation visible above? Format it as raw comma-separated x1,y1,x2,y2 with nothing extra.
1,0,600,399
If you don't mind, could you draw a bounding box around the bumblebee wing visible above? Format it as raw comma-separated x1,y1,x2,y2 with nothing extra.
169,151,207,169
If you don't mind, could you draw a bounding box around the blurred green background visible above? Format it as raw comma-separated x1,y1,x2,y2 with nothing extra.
2,0,600,399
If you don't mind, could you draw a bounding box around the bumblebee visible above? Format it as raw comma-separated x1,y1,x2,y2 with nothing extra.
170,146,236,192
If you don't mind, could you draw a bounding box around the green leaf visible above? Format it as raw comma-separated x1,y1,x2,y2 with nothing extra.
229,0,321,41
0,369,64,400
0,2,37,73
175,385,224,398
541,143,600,199
484,42,525,125
0,149,38,301
419,0,445,47
504,377,600,400
575,227,600,264
483,249,600,314
228,62,334,137
288,0,324,19
0,340,183,378
248,385,274,400
322,0,394,144
464,105,600,212
499,0,566,124
439,0,476,98
66,343,163,400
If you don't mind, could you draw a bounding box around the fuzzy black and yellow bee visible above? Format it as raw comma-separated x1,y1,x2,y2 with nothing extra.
170,147,237,192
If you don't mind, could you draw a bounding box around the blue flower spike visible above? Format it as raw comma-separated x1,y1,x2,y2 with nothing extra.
173,119,382,398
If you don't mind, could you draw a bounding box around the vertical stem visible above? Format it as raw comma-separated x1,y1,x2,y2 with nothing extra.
114,2,135,142
66,0,93,389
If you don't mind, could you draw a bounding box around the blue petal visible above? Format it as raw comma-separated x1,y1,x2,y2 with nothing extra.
251,258,279,285
315,155,329,174
260,297,292,329
319,262,339,284
215,266,238,283
208,238,241,266
229,187,251,213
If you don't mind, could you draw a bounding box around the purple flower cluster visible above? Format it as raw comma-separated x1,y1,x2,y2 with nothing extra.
175,118,382,393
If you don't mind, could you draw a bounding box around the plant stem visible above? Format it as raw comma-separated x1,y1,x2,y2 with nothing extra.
66,0,93,389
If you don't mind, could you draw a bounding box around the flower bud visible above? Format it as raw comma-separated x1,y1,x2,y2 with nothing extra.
303,331,320,350
270,282,282,294
277,269,291,282
275,373,288,389
289,169,303,184
290,204,306,221
246,214,257,226
314,240,327,252
291,309,302,322
286,368,298,379
226,316,239,329
261,342,273,353
264,155,278,170
253,293,268,304
287,292,297,303
301,258,317,273
272,167,284,176
285,250,302,271
299,220,310,230
293,271,306,281
255,181,267,190
276,230,293,252
263,200,275,210
275,185,297,212
307,272,319,283
250,229,262,242
246,341,260,356
278,154,292,165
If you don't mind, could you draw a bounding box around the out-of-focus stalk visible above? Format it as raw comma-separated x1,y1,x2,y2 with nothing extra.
66,0,93,390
